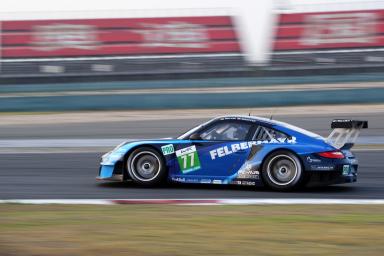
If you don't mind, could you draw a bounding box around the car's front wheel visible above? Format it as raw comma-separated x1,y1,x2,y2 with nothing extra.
262,150,304,191
126,147,166,186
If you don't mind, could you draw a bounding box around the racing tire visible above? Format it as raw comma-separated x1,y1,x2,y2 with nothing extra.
126,147,166,186
261,150,304,191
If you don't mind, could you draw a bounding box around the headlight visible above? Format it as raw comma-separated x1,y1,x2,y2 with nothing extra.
101,141,128,165
101,152,124,165
112,141,127,152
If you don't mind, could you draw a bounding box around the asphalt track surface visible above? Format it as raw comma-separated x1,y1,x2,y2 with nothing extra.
0,151,383,199
0,113,383,199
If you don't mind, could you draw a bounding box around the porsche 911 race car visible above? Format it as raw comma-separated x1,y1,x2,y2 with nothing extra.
97,116,367,191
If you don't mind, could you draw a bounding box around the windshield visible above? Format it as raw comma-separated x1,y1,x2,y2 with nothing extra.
177,119,213,139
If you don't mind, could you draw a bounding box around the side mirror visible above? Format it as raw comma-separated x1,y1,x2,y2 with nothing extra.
189,133,202,140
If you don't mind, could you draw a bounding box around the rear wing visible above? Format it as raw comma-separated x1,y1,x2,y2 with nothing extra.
326,119,368,149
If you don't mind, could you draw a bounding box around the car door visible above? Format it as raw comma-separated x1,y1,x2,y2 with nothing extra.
172,120,254,182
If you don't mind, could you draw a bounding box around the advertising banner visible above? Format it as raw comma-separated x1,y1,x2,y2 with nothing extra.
1,16,241,58
273,10,384,51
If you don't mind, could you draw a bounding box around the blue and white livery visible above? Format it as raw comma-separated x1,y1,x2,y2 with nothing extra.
97,115,367,191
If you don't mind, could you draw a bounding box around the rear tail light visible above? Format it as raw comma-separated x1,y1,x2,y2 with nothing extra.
317,151,345,159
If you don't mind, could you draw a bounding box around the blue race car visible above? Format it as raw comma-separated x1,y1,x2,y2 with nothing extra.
97,116,367,191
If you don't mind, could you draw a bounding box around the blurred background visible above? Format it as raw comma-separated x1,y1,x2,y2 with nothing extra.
0,0,384,111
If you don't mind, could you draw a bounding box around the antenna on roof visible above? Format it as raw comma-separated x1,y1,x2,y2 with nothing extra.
269,107,278,120
248,108,251,116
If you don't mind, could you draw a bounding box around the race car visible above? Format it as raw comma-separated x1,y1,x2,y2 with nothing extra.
97,115,367,191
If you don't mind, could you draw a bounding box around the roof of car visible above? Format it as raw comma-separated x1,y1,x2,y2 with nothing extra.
177,114,323,140
215,115,323,139
215,115,280,125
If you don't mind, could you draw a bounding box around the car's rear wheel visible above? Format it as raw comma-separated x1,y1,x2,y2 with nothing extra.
127,147,166,186
262,150,303,191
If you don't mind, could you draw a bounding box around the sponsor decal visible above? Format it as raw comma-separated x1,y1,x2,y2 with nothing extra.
230,180,256,186
237,169,260,180
306,156,321,163
161,144,175,156
241,181,256,186
172,177,203,183
210,138,296,160
311,165,335,171
221,116,258,123
172,178,222,185
186,178,199,183
172,177,186,182
176,145,201,173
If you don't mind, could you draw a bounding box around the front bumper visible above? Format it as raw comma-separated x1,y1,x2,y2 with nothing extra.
97,162,124,181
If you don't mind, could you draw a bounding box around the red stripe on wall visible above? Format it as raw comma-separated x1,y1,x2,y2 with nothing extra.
2,16,233,31
2,28,237,46
2,41,241,58
275,23,383,39
278,10,384,24
273,36,384,50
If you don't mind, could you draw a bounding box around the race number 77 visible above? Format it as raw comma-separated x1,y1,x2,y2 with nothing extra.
176,146,201,173
180,152,195,169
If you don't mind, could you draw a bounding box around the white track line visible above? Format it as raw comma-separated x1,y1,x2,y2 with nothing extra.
1,199,384,205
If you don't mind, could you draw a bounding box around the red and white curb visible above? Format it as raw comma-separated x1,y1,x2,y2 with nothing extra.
1,199,384,205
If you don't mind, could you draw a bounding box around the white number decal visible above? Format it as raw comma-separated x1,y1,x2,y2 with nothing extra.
181,153,195,169
189,152,195,167
181,155,188,169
